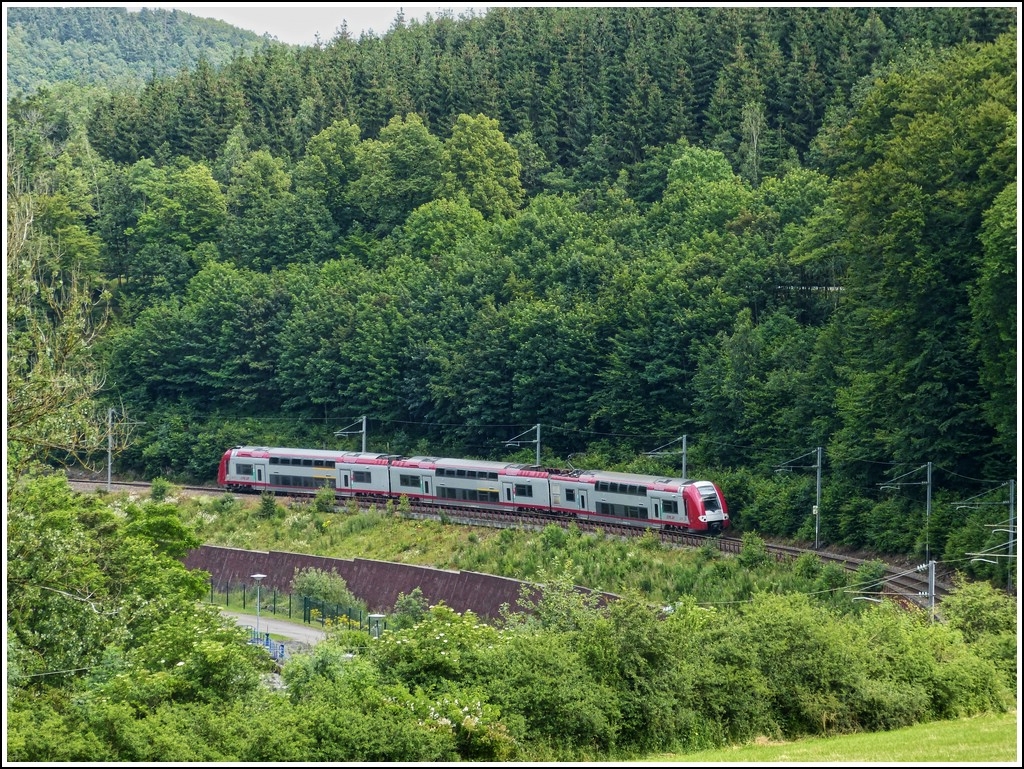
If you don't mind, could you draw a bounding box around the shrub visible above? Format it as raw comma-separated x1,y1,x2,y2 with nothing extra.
737,531,770,568
149,477,173,502
390,587,429,631
257,491,280,519
312,486,336,514
291,567,360,609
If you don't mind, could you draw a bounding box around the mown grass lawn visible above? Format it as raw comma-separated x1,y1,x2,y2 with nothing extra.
642,709,1019,763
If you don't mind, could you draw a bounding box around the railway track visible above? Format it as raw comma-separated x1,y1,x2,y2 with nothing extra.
69,477,950,612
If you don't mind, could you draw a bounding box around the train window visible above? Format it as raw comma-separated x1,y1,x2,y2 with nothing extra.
514,484,533,497
399,474,420,488
663,500,678,514
702,490,722,512
565,488,576,502
353,471,371,484
597,501,648,519
302,459,313,467
269,457,279,465
438,487,499,503
235,463,253,476
457,469,466,477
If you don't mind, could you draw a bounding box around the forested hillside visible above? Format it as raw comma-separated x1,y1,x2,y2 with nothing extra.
5,5,268,94
5,6,1019,762
6,7,1017,569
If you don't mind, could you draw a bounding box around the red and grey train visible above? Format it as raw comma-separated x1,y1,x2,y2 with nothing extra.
218,446,730,534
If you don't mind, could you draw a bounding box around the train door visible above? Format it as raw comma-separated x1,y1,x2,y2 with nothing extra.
502,481,514,505
253,462,267,485
578,491,586,510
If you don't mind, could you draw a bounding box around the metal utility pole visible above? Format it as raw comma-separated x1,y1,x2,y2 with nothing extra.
773,448,822,548
504,424,541,466
879,462,932,563
106,409,143,491
925,462,932,563
1009,479,1016,595
644,436,688,480
814,446,822,550
335,416,367,452
928,560,936,621
107,408,115,492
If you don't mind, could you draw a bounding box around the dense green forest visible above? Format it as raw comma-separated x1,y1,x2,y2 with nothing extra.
7,6,1016,569
5,6,1019,762
5,5,268,94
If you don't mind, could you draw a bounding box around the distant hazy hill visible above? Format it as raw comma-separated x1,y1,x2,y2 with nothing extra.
6,6,273,95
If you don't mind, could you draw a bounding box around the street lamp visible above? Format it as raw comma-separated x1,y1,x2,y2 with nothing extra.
251,573,267,642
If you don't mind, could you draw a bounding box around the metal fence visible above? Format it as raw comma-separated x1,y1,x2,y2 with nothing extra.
205,579,386,634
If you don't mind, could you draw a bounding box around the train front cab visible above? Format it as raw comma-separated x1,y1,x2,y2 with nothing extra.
685,481,729,534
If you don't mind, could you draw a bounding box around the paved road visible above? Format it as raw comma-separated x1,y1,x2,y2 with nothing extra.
219,609,328,648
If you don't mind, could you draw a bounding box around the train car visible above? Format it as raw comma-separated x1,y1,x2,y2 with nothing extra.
555,468,729,533
334,451,397,502
218,446,345,494
390,456,554,512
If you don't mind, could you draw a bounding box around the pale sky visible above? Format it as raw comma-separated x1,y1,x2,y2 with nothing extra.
123,3,492,45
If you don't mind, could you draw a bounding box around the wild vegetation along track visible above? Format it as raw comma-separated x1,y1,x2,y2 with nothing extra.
69,478,949,610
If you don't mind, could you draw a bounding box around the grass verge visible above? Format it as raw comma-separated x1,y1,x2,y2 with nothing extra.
641,710,1019,763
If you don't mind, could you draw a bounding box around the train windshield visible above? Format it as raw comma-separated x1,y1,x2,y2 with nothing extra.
700,487,722,513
